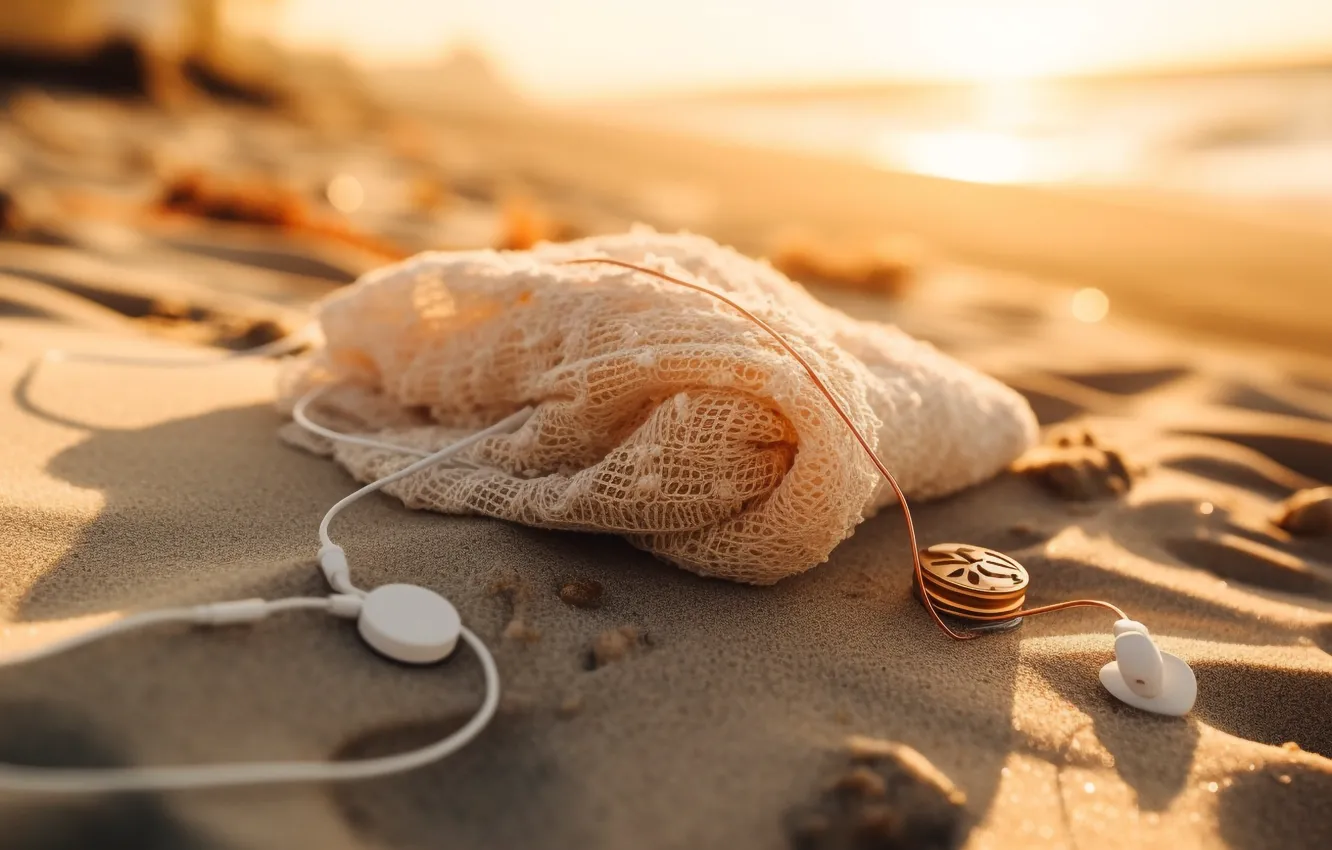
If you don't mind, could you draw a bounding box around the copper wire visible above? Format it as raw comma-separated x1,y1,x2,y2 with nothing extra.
562,257,1128,638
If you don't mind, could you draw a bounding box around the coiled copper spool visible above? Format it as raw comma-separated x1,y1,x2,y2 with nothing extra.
916,544,1029,623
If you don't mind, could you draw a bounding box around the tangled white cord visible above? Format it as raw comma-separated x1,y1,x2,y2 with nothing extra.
0,337,528,793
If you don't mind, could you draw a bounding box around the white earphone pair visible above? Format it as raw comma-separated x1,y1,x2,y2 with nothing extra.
1,324,1197,794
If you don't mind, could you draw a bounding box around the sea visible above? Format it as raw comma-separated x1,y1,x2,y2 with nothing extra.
605,66,1332,220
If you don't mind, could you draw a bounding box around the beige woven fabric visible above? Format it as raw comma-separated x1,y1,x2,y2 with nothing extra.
277,230,1037,583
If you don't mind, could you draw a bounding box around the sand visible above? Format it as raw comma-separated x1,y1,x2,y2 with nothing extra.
1,88,1331,850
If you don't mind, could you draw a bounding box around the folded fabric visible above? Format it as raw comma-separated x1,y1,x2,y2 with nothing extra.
277,229,1037,584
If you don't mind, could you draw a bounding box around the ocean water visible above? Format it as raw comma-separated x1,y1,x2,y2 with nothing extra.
611,68,1332,217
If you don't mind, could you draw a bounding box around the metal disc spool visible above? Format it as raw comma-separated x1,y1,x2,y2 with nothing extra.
915,543,1029,628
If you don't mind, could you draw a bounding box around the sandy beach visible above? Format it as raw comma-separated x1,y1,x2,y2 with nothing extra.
1,80,1331,850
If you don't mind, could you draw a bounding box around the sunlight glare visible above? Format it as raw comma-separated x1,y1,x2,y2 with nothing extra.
327,174,365,214
0,610,124,658
885,131,1038,184
1071,288,1111,323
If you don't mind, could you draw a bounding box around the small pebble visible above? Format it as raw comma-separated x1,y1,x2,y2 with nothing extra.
1274,487,1332,536
502,619,541,643
587,626,645,669
1012,437,1133,502
491,573,538,641
558,579,604,609
788,737,966,850
843,736,966,806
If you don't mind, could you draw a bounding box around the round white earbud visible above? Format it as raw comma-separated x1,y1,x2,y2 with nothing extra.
1113,630,1165,698
357,584,461,664
1099,619,1196,716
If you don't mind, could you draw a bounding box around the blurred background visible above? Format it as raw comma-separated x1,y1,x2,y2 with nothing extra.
288,0,1332,218
2,0,1331,350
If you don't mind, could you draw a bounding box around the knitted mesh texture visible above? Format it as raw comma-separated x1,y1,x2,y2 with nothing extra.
277,230,1037,584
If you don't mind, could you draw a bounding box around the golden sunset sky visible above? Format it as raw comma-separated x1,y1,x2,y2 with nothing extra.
278,0,1332,98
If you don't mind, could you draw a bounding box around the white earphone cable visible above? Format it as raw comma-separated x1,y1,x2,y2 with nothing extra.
294,386,438,461
313,403,535,596
0,597,336,668
0,622,499,792
2,354,533,792
316,404,534,552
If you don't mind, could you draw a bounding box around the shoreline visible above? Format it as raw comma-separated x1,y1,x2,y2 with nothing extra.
482,103,1332,354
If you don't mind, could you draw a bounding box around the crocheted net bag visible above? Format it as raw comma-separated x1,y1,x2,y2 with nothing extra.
277,229,1036,584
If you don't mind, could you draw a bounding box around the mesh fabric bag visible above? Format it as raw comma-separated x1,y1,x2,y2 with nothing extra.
277,230,1036,584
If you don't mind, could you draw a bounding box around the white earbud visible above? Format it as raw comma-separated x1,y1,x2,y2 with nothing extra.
1099,619,1196,716
1111,620,1164,698
358,584,462,664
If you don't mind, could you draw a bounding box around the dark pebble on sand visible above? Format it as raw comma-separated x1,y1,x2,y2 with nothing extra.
1275,487,1332,536
559,578,604,608
1013,430,1133,501
786,736,966,850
